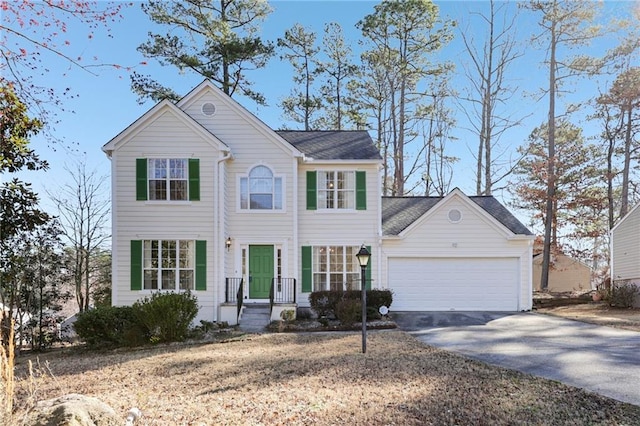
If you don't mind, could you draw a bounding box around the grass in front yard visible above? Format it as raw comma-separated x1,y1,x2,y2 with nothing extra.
12,331,640,425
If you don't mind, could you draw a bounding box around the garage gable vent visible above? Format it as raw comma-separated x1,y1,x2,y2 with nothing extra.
448,208,462,223
201,102,216,116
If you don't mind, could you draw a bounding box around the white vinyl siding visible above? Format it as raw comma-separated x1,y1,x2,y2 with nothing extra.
179,90,298,304
381,193,532,311
298,163,381,305
612,205,640,281
110,108,217,323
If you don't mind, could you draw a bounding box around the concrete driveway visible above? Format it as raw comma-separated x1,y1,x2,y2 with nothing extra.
393,311,640,407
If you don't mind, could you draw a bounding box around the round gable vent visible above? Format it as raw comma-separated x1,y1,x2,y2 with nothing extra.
201,102,216,116
448,208,462,223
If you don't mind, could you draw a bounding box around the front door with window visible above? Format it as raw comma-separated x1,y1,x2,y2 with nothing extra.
249,245,274,299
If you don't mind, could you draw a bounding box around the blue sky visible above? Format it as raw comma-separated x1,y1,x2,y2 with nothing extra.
5,0,638,231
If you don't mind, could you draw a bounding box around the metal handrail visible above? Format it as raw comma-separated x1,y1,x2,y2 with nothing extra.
236,279,243,322
224,277,244,321
269,279,275,317
270,278,296,304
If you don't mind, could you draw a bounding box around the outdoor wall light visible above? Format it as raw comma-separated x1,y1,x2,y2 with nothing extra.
225,237,232,251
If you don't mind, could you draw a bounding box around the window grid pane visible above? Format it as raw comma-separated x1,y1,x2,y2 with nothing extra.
179,270,194,290
240,178,248,209
274,178,282,209
161,269,175,290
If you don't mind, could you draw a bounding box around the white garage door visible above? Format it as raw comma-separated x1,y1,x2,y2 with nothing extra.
389,257,519,311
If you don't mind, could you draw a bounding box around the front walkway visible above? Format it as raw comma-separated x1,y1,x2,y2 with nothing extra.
393,311,640,406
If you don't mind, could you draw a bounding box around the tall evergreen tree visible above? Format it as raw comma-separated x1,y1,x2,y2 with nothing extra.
357,0,455,195
524,0,603,290
277,24,322,130
132,0,274,104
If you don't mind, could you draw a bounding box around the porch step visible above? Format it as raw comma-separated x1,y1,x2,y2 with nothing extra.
238,304,271,333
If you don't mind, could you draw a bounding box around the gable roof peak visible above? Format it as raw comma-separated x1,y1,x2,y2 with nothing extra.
382,191,532,237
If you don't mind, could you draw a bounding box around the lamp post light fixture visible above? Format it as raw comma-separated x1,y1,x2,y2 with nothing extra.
356,244,371,354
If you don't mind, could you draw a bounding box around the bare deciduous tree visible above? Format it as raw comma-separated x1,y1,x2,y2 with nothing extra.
49,162,110,312
457,0,526,196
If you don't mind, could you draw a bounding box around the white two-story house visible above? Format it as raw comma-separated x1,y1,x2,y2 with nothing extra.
103,80,534,326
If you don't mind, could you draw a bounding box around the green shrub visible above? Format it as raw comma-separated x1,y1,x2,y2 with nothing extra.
74,306,147,347
606,281,639,308
367,289,393,311
296,308,312,320
334,299,361,326
132,292,199,343
366,306,380,321
309,289,393,320
309,291,343,318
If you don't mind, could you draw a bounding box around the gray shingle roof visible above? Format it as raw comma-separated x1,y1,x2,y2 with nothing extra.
276,130,382,160
382,196,532,236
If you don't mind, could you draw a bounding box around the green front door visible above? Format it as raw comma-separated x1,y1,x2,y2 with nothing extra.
249,245,274,299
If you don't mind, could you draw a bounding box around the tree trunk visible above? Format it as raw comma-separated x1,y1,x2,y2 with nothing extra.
619,106,633,218
541,15,557,292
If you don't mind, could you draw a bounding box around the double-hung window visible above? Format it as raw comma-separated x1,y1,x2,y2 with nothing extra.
143,240,194,290
148,159,187,200
131,240,206,291
318,171,355,209
306,170,366,210
240,165,283,210
312,245,360,291
136,158,200,201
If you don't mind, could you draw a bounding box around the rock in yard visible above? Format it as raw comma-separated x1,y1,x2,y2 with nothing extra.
24,393,121,426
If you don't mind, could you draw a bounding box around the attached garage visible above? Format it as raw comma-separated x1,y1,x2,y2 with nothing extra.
381,189,534,312
388,257,519,311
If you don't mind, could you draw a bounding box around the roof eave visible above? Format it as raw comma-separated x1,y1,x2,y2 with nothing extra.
300,158,383,164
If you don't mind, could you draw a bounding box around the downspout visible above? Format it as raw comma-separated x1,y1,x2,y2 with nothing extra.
377,163,383,291
293,156,299,306
217,150,233,321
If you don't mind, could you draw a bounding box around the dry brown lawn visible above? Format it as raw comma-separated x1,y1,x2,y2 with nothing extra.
11,330,640,425
537,303,640,332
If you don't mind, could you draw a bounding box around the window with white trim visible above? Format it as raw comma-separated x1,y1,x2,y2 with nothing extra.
240,165,283,210
312,245,360,291
148,159,188,200
318,171,355,209
143,240,194,290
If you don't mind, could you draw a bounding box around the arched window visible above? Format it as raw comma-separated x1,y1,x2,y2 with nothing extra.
240,166,283,210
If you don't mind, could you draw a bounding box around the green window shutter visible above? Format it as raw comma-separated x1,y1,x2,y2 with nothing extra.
136,159,147,201
131,240,142,290
301,246,312,292
189,159,200,201
306,171,317,210
195,240,206,290
366,245,372,290
356,171,366,210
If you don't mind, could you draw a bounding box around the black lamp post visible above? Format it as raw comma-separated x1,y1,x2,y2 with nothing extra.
356,244,371,354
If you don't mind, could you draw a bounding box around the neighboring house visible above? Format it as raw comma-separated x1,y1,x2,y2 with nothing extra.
531,242,592,293
611,203,640,304
102,80,534,325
